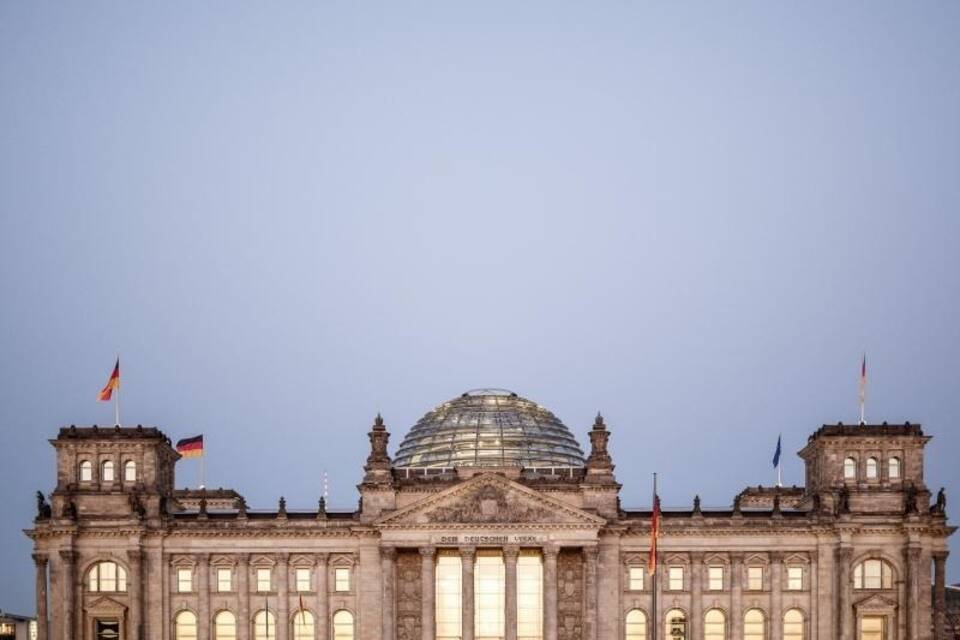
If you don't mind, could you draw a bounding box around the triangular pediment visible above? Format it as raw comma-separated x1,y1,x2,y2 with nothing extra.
854,593,898,611
86,596,127,614
377,473,605,527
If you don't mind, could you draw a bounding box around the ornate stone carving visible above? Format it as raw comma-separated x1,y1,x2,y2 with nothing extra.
36,491,51,520
423,483,552,524
396,550,422,640
558,549,584,640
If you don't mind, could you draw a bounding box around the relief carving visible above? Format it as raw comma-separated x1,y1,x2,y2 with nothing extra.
423,484,553,524
558,549,583,640
396,550,422,640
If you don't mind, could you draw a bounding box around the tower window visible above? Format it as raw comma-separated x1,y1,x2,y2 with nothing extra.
843,457,857,480
101,460,115,483
866,457,878,479
88,561,127,592
853,559,893,590
889,457,901,479
80,460,93,482
124,460,137,482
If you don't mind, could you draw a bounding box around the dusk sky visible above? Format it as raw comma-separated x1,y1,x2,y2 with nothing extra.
2,2,958,614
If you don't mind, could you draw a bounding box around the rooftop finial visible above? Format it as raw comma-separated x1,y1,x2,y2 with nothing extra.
593,412,606,430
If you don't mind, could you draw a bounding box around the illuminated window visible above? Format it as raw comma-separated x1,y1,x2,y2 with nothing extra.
853,559,892,590
178,568,193,593
256,568,272,592
843,457,857,480
628,566,644,591
475,550,505,640
707,566,723,591
889,458,901,479
435,551,462,640
175,611,197,640
783,609,804,640
744,609,765,640
667,566,684,591
124,461,137,482
335,567,351,592
747,566,763,591
296,568,311,592
866,457,878,479
253,610,275,640
704,609,725,640
333,610,354,640
665,609,686,640
860,616,884,640
88,561,127,592
217,568,232,592
214,611,236,640
787,567,803,590
102,460,115,483
625,609,646,640
80,460,93,482
0,624,15,634
292,610,314,640
517,551,543,640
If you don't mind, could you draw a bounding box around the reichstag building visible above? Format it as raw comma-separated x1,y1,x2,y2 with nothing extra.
26,389,954,640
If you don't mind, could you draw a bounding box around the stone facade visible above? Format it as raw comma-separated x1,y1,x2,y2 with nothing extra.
26,412,954,640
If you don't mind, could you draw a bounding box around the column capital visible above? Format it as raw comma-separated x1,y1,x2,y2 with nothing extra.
419,546,437,559
689,551,705,564
503,545,520,561
459,546,476,560
582,546,599,563
237,553,251,567
275,552,290,566
543,543,560,557
315,552,329,565
769,551,785,563
58,549,78,563
932,550,949,562
730,552,744,566
127,549,144,565
380,546,397,561
32,553,48,567
837,547,854,561
905,547,922,562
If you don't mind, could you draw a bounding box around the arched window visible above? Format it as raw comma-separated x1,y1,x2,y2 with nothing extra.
214,611,236,640
88,561,128,592
889,457,901,479
783,609,804,640
625,609,647,640
704,609,725,640
101,460,115,483
843,457,857,480
333,610,354,640
866,457,878,479
665,609,686,640
744,609,765,640
253,611,276,640
853,559,893,590
80,460,93,482
292,610,314,640
124,461,137,482
175,611,197,640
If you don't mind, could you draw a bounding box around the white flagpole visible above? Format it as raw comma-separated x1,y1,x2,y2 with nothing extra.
859,353,867,425
777,461,782,488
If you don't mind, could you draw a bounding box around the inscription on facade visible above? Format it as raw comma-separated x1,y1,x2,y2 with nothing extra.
432,534,546,545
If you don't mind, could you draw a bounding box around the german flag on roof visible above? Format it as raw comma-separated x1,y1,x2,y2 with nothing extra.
176,435,203,458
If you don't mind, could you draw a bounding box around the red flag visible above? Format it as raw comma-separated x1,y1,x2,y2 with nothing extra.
648,493,661,574
97,359,120,402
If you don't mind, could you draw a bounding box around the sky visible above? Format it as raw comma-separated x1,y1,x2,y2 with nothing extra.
1,1,959,615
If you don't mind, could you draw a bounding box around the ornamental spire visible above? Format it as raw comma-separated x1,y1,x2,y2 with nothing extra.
362,412,393,486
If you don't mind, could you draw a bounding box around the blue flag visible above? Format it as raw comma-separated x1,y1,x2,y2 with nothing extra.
772,434,782,468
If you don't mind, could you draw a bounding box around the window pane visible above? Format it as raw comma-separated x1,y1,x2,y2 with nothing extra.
333,610,354,640
217,569,232,592
861,616,884,640
625,609,646,640
866,458,878,479
844,458,857,479
254,611,276,640
744,610,764,640
708,567,723,591
747,567,763,591
704,609,725,640
436,552,462,640
784,609,803,640
124,461,137,482
257,569,272,592
117,565,127,592
787,567,803,590
666,609,686,640
628,567,644,591
335,568,351,592
175,612,197,640
214,611,236,640
668,567,683,591
293,611,314,640
889,458,901,479
296,568,311,592
102,461,115,482
100,562,117,592
178,568,193,593
80,461,93,482
475,550,505,640
517,552,542,640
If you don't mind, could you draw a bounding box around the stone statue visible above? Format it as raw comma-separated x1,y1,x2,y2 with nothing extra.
811,492,822,513
693,495,701,514
935,487,947,514
278,496,287,517
36,491,51,520
837,487,850,514
905,483,918,514
62,498,77,520
129,491,146,519
772,493,781,514
237,496,248,517
733,494,742,514
317,496,327,520
198,493,208,517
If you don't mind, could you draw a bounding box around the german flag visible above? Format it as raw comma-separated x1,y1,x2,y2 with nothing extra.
97,358,120,402
176,435,204,458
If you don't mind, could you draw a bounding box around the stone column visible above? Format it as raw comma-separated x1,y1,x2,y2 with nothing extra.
837,547,853,640
197,554,209,640
238,555,251,640
316,554,329,640
382,547,397,640
583,546,598,640
906,547,921,640
59,550,77,640
33,554,48,640
731,554,743,639
460,547,476,640
127,549,144,640
771,552,783,640
421,547,436,640
597,535,621,640
504,546,519,640
933,552,948,640
809,551,818,640
278,554,289,640
543,545,559,640
690,553,703,640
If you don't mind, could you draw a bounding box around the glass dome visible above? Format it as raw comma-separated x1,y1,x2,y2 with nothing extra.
393,389,585,468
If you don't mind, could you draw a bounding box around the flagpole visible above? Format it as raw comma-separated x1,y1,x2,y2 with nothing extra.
651,472,658,640
859,353,867,425
777,461,782,488
115,385,121,426
199,451,206,490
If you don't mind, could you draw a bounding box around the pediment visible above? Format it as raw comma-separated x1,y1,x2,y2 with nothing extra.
86,596,127,614
377,473,605,527
854,593,898,611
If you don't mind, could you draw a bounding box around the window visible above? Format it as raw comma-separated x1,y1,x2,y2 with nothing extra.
628,566,644,591
88,561,128,592
296,568,311,592
253,610,275,640
667,566,683,591
80,460,93,482
704,609,725,640
860,615,885,640
517,551,543,640
214,611,236,640
866,457,878,479
175,611,197,640
177,568,193,592
744,609,765,640
102,460,115,483
256,568,272,592
95,620,120,640
335,567,351,592
843,457,857,480
787,567,803,590
435,552,462,640
625,609,647,640
665,609,686,640
889,457,901,479
333,610,354,640
475,550,505,640
124,461,137,482
853,559,893,590
707,566,724,591
783,609,804,640
747,566,763,591
217,568,232,592
292,610,314,640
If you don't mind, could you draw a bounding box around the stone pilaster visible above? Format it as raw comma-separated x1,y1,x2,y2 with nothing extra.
690,552,703,640
582,546,598,640
33,553,48,640
731,554,743,639
933,551,948,640
906,546,922,640
771,552,783,640
597,535,621,640
503,546,519,640
809,551,818,640
316,553,329,640
382,547,397,640
277,554,289,640
238,554,250,640
837,547,853,640
816,539,835,640
58,549,77,640
460,547,476,640
543,545,558,640
421,547,436,640
127,549,144,640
